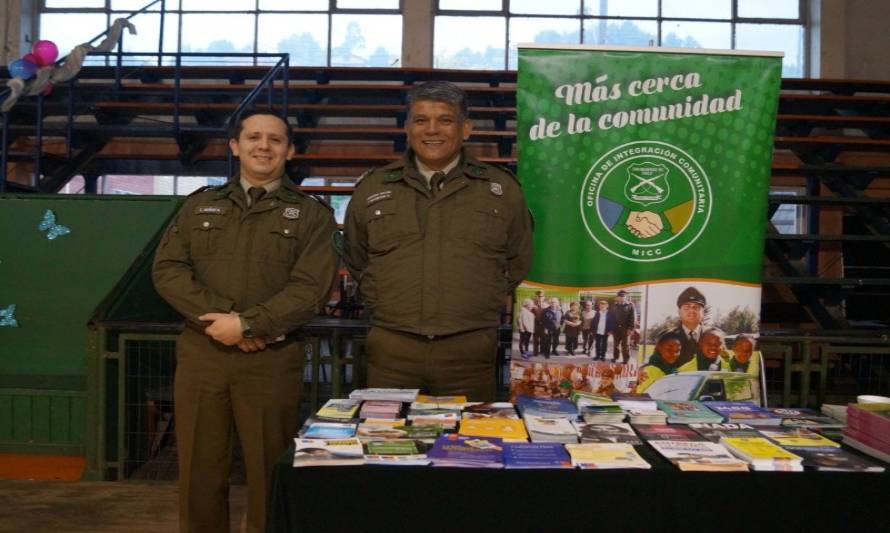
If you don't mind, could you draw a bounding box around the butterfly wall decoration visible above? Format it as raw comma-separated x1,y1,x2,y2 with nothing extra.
0,304,18,327
38,209,71,240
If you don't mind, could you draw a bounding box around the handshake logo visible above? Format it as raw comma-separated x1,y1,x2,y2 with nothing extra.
580,140,712,263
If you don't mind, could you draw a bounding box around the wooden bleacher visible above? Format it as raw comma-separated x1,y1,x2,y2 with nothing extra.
3,66,890,332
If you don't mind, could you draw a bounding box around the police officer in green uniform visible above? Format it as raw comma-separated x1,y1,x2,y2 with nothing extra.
343,81,534,402
152,110,338,533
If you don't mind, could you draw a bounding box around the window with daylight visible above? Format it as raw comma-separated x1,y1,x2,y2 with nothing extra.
37,0,402,67
434,0,806,75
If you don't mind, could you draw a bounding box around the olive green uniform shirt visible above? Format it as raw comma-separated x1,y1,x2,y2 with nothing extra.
152,177,338,338
343,150,534,336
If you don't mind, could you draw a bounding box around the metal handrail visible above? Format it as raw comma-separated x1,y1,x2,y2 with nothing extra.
2,50,290,192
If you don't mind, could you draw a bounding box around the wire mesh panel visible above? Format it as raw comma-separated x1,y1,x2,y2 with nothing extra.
122,338,177,480
823,346,890,404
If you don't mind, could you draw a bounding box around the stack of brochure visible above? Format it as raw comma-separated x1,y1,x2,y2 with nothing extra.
579,405,626,424
523,414,579,443
615,396,667,424
758,427,841,449
572,422,642,445
358,400,403,420
785,446,885,472
316,398,361,420
406,407,460,429
564,443,651,469
703,401,782,426
842,403,890,464
427,435,504,468
571,391,625,423
688,422,761,442
299,418,359,439
391,424,444,444
767,407,847,430
656,400,723,424
461,402,519,419
720,436,804,471
410,395,468,409
362,439,430,466
349,388,419,403
515,395,579,419
356,419,409,442
458,417,529,442
502,442,573,469
293,437,364,467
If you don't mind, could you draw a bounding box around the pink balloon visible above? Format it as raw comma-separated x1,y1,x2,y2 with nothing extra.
22,53,40,65
31,40,59,67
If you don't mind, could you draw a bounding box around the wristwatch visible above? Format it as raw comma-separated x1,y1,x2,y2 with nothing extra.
239,316,254,338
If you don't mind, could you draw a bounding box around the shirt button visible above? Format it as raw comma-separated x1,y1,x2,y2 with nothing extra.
374,209,381,216
283,229,290,235
202,221,210,228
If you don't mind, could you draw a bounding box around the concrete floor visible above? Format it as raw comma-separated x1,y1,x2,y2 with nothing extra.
0,480,247,533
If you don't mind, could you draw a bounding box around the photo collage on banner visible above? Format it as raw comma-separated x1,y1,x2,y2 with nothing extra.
512,45,783,403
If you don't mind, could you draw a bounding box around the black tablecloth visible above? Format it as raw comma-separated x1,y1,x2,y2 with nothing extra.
268,443,889,533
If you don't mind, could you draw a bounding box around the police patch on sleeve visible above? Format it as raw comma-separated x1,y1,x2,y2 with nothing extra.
489,182,503,196
283,207,301,220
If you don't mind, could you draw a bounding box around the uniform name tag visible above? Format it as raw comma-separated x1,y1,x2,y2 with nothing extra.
366,191,393,205
195,206,226,215
283,207,301,220
490,183,503,196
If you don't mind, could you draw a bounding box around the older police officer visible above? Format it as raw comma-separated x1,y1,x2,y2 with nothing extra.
152,110,338,533
343,81,533,401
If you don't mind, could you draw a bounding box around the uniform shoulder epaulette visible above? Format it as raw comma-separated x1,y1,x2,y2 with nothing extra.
467,160,522,187
355,167,378,187
186,184,224,198
283,187,335,214
488,162,522,186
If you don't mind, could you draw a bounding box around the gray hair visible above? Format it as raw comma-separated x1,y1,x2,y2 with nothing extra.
406,81,469,120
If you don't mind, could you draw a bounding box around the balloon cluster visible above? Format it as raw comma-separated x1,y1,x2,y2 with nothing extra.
7,40,59,96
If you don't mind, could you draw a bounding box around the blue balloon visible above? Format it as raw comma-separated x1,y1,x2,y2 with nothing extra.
9,58,38,80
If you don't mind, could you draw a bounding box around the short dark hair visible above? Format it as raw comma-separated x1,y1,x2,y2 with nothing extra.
228,108,291,141
406,81,469,121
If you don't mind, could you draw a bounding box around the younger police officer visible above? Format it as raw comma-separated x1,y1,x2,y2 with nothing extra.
152,110,338,533
343,81,533,401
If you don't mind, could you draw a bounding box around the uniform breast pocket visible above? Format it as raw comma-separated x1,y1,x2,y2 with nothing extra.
190,216,228,257
268,220,301,264
366,204,401,253
472,205,507,251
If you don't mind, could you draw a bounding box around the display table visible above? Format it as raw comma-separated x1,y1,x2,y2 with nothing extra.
267,442,890,533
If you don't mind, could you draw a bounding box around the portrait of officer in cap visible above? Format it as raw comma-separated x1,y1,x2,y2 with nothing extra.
670,286,707,366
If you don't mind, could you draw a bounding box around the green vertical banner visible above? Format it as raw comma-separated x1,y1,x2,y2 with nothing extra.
510,45,782,403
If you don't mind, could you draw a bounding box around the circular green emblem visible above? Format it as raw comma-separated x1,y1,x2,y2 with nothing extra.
580,140,712,262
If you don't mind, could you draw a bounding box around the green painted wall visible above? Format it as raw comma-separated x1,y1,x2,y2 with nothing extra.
0,194,181,454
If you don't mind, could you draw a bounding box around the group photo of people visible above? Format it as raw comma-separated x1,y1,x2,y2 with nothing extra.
511,282,763,398
513,287,641,363
508,360,638,401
